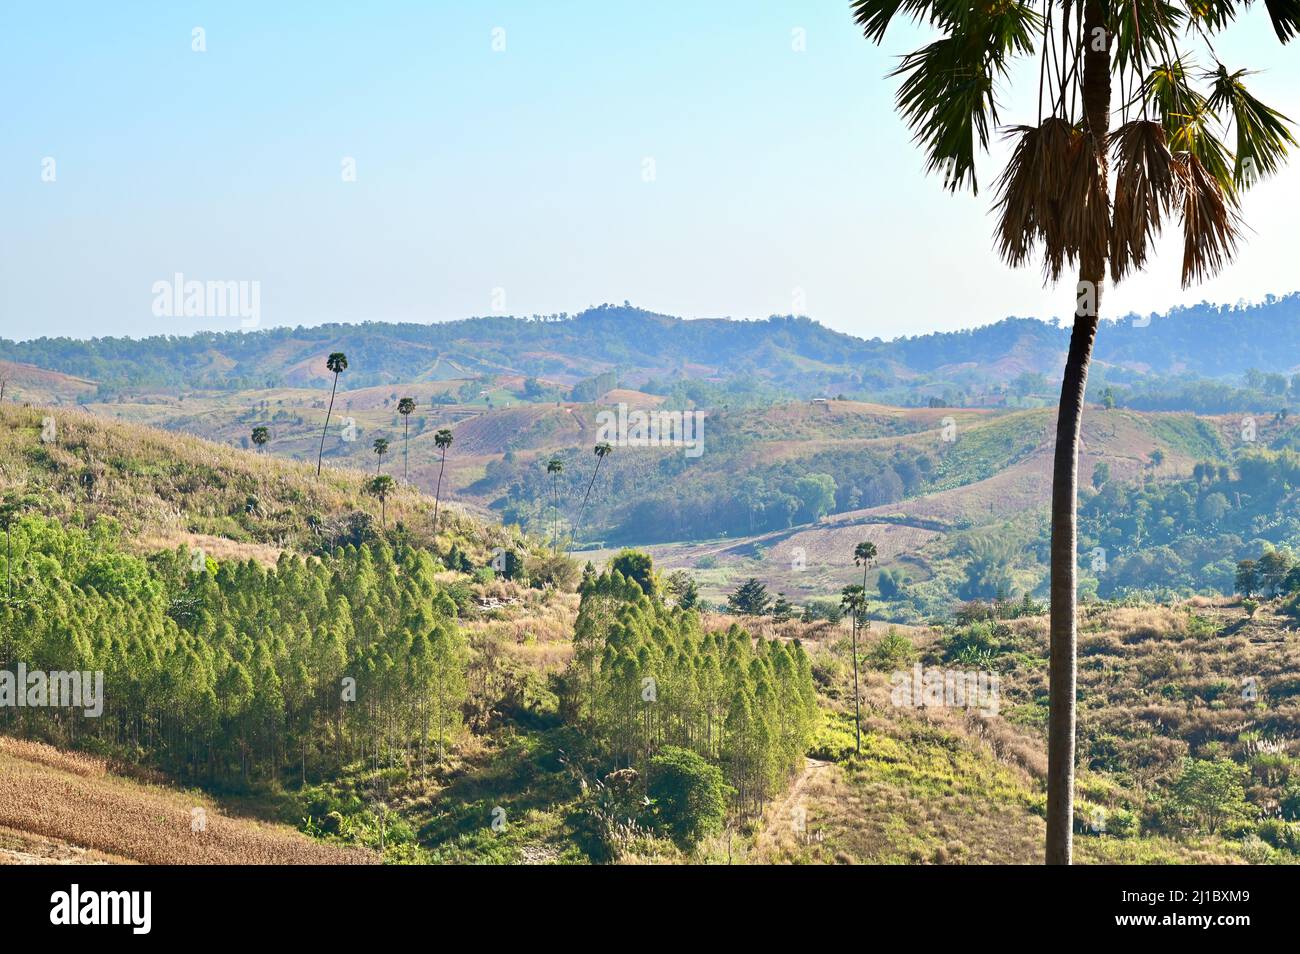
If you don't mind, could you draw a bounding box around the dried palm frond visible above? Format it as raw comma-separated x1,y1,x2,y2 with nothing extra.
1057,131,1111,282
1173,152,1242,287
993,117,1077,272
1109,120,1176,282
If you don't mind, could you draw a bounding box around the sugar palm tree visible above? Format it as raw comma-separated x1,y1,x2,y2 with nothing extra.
251,426,269,453
839,582,867,750
850,540,878,754
546,456,564,554
365,474,395,528
567,442,613,556
432,428,453,533
372,437,390,475
397,397,416,482
316,352,348,475
852,0,1296,864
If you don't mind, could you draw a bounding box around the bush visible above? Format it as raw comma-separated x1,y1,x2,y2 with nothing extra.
1257,818,1300,853
646,746,732,849
869,628,915,671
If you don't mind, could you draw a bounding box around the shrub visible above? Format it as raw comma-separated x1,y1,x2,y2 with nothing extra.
869,628,915,671
646,746,732,849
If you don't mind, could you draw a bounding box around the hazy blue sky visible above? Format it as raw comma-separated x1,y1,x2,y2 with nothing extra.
3,1,1298,342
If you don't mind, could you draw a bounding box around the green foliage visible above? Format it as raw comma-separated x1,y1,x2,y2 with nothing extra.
0,515,467,789
569,570,818,818
646,746,732,847
609,549,655,596
728,578,771,615
869,629,916,671
1168,759,1250,834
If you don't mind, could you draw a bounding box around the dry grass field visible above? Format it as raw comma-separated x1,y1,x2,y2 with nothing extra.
0,738,376,865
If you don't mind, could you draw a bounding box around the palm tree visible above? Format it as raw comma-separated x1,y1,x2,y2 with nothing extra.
546,456,564,554
852,0,1296,865
372,437,389,475
839,581,867,749
849,540,878,755
397,397,416,482
365,474,395,528
432,429,453,533
251,426,270,453
316,352,348,475
567,442,613,556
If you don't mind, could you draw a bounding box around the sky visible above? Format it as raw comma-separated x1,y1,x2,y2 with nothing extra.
3,1,1299,343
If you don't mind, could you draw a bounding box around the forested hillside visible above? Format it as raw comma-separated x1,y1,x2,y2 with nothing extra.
5,294,1300,402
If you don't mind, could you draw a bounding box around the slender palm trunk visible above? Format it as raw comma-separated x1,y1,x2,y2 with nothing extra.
567,456,604,556
849,609,862,757
317,373,339,476
551,476,560,554
433,449,447,532
403,418,410,483
1047,0,1110,866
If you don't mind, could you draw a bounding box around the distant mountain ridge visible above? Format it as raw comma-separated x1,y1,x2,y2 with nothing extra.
3,293,1298,396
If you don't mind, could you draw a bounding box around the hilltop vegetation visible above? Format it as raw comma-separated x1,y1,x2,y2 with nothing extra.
6,295,1300,404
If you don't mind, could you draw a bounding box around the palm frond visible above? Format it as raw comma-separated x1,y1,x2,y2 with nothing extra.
849,0,970,43
1109,120,1177,282
1262,0,1300,42
1113,1,1184,74
993,118,1106,282
1184,0,1239,32
1173,152,1242,286
1206,64,1298,185
890,2,1039,194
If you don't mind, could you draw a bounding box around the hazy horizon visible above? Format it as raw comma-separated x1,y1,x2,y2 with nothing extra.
5,288,1300,347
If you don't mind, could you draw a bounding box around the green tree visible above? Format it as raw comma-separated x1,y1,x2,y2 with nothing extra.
316,352,348,476
665,569,699,610
1257,549,1292,596
728,578,771,615
397,397,416,482
1170,758,1248,834
365,474,395,528
852,0,1297,866
251,426,270,453
610,549,655,597
850,541,878,755
1235,559,1259,598
647,746,733,848
372,437,390,475
432,429,453,534
546,455,565,554
770,593,795,622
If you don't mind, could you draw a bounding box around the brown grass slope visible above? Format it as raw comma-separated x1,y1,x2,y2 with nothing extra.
0,739,375,865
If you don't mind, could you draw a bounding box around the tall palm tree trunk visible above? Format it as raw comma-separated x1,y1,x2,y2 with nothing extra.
1047,0,1110,866
567,457,604,556
403,418,410,483
851,613,860,755
317,373,339,476
432,449,447,532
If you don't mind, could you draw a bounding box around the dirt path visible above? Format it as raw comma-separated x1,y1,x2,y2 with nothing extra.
752,756,835,861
